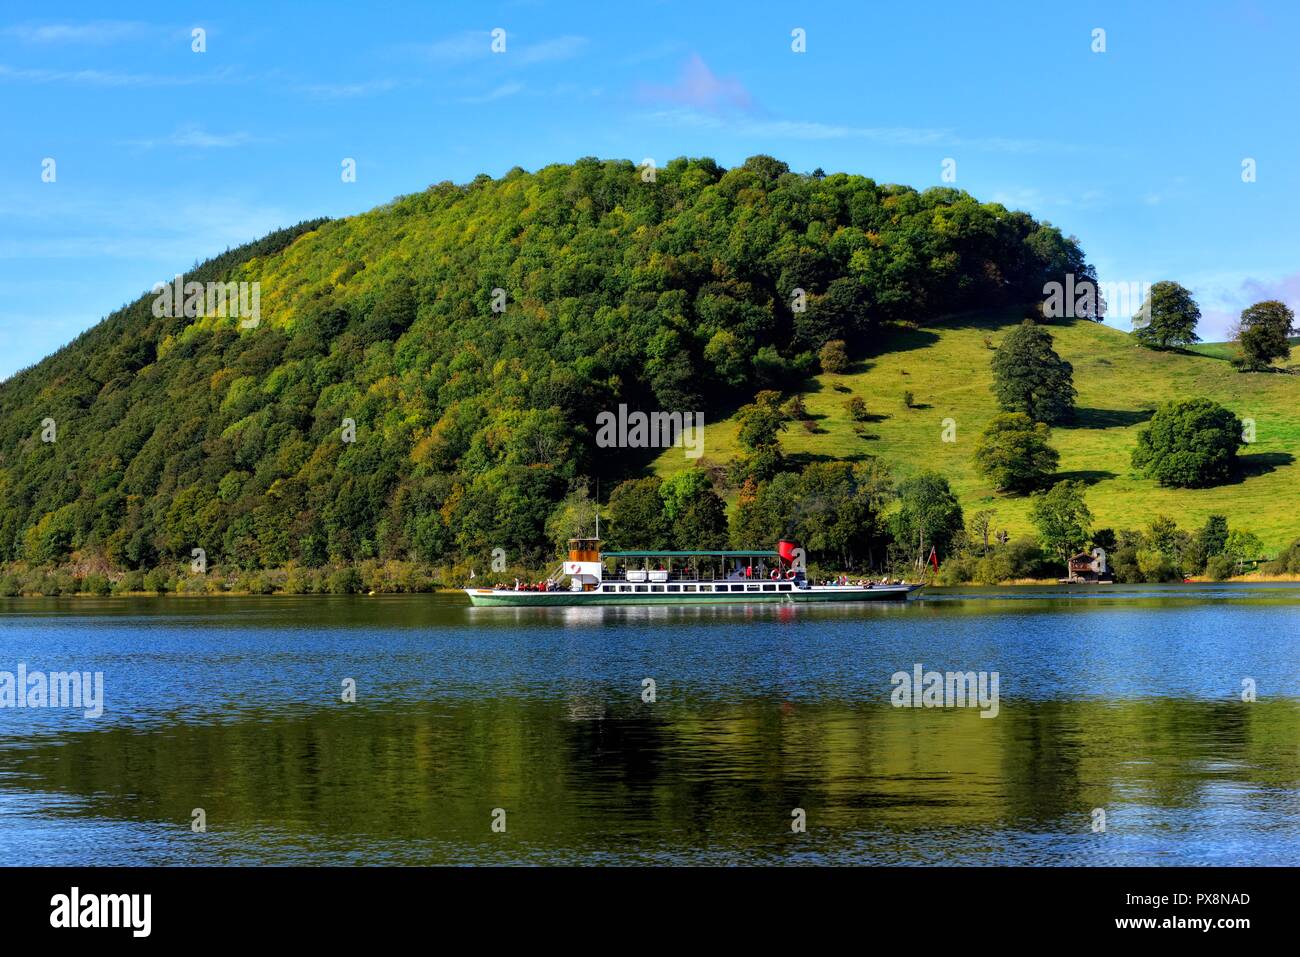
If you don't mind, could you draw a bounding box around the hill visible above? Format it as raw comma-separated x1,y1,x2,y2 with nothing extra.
652,310,1300,551
0,155,1096,576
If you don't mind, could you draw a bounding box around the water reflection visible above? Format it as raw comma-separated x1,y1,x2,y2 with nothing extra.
0,587,1297,864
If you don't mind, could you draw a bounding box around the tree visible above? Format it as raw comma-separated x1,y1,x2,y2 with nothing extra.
1235,300,1296,371
1196,514,1229,559
891,471,963,564
606,476,669,550
1131,398,1244,487
1030,480,1093,572
973,413,1060,492
735,390,788,480
1134,281,1201,349
819,339,849,374
659,470,727,549
968,509,995,555
990,320,1077,423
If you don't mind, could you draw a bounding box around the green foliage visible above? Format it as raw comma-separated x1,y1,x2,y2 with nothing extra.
731,459,893,568
818,339,849,374
843,396,869,422
606,476,669,550
1131,398,1243,487
891,471,963,561
1235,300,1295,370
973,412,1060,492
1029,480,1092,563
1134,280,1201,349
0,158,1089,574
990,320,1076,423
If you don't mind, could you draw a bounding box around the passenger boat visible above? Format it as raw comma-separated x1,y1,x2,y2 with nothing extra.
464,538,923,606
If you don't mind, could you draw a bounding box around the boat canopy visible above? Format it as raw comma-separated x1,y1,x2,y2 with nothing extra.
603,550,779,558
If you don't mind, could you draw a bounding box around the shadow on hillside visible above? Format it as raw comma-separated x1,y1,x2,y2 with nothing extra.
865,327,940,358
1062,407,1153,430
787,451,875,467
1232,451,1296,482
1051,469,1118,485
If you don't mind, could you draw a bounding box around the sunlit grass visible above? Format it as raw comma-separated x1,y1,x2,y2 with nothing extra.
653,309,1300,550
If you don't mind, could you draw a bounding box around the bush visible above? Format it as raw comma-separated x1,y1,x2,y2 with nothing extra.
142,569,171,594
114,570,145,594
1131,398,1243,487
0,575,20,597
902,390,914,409
844,397,869,421
82,574,112,596
819,339,849,374
1204,555,1235,581
327,567,363,595
1264,539,1300,575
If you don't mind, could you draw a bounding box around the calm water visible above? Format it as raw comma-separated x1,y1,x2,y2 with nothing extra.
1,584,1297,866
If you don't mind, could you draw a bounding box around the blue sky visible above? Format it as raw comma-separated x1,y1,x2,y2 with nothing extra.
2,0,1298,380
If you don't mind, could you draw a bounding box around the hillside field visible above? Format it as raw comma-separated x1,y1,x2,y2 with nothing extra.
653,310,1300,551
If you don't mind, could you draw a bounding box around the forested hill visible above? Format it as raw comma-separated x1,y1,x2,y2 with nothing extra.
0,155,1092,574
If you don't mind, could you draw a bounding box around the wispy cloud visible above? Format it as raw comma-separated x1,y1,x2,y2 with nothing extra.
295,78,399,99
0,62,237,88
644,103,1085,155
127,123,256,150
461,81,525,104
516,35,587,65
2,20,154,44
639,54,753,113
420,31,587,66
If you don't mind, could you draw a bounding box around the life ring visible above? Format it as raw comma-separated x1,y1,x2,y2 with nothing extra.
770,568,781,580
785,569,797,580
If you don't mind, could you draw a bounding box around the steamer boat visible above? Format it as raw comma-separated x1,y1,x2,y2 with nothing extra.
464,538,923,606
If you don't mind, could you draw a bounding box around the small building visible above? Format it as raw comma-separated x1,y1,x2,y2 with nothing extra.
1064,548,1112,583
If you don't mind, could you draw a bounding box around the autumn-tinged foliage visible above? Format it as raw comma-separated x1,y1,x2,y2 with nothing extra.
0,156,1092,571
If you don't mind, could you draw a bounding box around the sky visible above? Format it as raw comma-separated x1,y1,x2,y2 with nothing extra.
2,0,1298,380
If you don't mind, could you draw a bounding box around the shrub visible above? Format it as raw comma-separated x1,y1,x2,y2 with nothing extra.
1204,555,1235,581
82,574,112,596
0,575,20,597
114,570,145,594
843,397,869,421
902,390,914,409
327,567,363,595
142,569,171,594
819,339,849,374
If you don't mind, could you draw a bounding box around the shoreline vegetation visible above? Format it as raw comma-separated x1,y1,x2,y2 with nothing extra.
3,560,1298,599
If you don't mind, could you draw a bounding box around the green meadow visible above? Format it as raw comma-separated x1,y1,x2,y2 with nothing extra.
654,310,1300,551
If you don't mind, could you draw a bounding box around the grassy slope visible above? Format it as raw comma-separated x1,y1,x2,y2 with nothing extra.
653,309,1300,551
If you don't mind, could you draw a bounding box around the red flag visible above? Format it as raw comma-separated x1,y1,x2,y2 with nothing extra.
928,546,939,570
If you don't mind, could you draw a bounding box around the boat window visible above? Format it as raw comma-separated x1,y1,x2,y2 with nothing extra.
699,584,712,592
779,583,791,591
684,585,697,592
731,584,746,592
667,585,679,593
634,585,649,593
619,585,632,592
651,585,664,592
762,584,775,591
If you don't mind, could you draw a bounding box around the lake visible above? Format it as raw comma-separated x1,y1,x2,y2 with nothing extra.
1,583,1297,866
